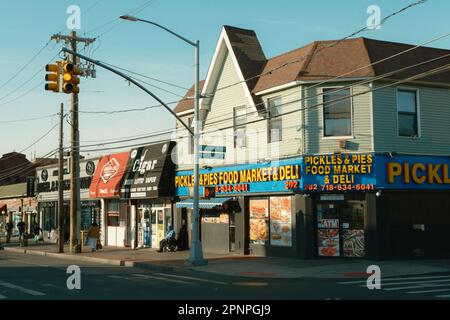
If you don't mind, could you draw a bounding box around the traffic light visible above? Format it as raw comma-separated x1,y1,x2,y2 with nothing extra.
62,62,81,94
45,62,60,92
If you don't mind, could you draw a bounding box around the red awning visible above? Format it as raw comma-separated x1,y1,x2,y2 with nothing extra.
89,152,130,198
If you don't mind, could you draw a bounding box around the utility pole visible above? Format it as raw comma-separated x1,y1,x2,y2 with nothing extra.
51,32,95,254
58,103,64,253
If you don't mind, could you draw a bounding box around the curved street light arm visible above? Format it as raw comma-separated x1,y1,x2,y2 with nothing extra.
61,47,193,136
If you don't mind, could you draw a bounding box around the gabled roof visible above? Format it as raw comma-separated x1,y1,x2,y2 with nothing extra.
175,27,450,113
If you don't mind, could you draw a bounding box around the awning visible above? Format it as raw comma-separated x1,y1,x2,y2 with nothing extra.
176,198,232,209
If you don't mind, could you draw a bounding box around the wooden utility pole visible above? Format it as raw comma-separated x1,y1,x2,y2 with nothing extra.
58,103,64,253
51,32,95,254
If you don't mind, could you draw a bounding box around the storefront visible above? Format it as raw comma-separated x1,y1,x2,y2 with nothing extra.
302,154,376,258
175,157,302,257
89,152,130,247
121,142,176,249
36,158,100,242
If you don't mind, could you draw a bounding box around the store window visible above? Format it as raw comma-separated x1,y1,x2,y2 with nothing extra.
249,196,292,247
107,200,121,227
43,207,56,231
234,106,247,148
267,97,283,143
323,88,352,137
316,201,365,257
397,89,419,137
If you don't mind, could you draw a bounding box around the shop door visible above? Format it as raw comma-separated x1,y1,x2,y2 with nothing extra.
316,201,365,258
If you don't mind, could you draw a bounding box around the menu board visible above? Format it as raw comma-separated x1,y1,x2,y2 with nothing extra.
249,199,269,244
269,197,292,247
202,213,229,224
343,229,365,257
318,229,340,257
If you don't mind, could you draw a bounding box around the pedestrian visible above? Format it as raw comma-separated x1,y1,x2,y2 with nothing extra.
32,223,42,243
5,221,13,243
17,219,26,246
178,219,188,251
86,222,100,252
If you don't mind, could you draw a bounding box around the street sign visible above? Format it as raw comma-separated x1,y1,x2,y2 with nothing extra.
200,145,226,159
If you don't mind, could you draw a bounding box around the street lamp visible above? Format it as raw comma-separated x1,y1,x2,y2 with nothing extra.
120,15,207,266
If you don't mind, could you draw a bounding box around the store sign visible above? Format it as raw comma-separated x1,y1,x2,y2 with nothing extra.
376,155,450,190
89,152,130,198
303,154,376,192
175,157,303,197
121,142,176,199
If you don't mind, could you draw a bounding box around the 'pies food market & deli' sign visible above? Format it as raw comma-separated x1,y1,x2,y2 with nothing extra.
175,157,303,196
303,154,376,192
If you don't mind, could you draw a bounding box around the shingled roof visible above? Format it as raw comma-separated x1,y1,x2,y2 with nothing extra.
253,37,450,93
173,80,205,114
175,27,450,113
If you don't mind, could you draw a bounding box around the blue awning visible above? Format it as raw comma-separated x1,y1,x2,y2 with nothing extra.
176,197,232,209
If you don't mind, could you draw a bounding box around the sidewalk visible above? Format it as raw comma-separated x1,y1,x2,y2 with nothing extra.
2,238,450,279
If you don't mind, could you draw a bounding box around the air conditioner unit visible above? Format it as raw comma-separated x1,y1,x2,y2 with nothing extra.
338,139,347,149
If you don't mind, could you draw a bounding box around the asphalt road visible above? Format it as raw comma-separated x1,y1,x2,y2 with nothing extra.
1,251,450,300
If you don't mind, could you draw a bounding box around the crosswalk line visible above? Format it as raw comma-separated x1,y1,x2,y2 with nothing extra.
382,283,450,291
154,273,227,285
338,275,450,285
407,288,450,294
357,278,450,289
436,294,450,298
0,281,46,296
131,274,195,285
0,294,7,299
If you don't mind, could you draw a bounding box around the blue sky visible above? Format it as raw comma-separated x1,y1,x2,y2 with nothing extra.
0,0,449,159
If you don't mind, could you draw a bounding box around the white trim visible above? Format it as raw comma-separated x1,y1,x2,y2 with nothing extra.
369,82,375,151
254,81,300,96
200,27,256,112
298,77,372,84
320,86,354,139
396,86,421,139
176,109,194,117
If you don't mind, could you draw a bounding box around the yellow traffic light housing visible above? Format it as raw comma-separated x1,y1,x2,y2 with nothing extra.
45,62,61,92
62,62,81,94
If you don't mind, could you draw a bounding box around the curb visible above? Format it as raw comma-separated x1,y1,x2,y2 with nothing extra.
3,247,125,266
2,246,184,271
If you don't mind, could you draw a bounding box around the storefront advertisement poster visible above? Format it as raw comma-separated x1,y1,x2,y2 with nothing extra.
269,197,292,247
343,229,365,257
318,229,340,257
249,199,269,243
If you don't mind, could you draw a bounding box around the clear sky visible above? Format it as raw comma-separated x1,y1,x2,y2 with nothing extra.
0,0,449,159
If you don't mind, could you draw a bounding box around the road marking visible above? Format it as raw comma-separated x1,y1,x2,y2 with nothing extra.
357,278,450,289
338,275,450,284
107,275,126,279
407,288,450,294
436,294,450,298
0,281,46,296
41,283,57,288
381,283,450,291
0,294,7,299
131,274,195,285
154,273,227,285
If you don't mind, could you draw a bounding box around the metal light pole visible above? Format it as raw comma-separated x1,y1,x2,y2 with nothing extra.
120,15,207,266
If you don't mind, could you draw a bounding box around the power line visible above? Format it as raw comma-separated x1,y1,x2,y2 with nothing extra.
212,0,431,95
0,113,58,124
0,52,61,107
19,121,61,154
0,41,50,92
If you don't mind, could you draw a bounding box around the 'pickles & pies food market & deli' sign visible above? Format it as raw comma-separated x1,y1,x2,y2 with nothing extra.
175,157,303,196
303,154,376,192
